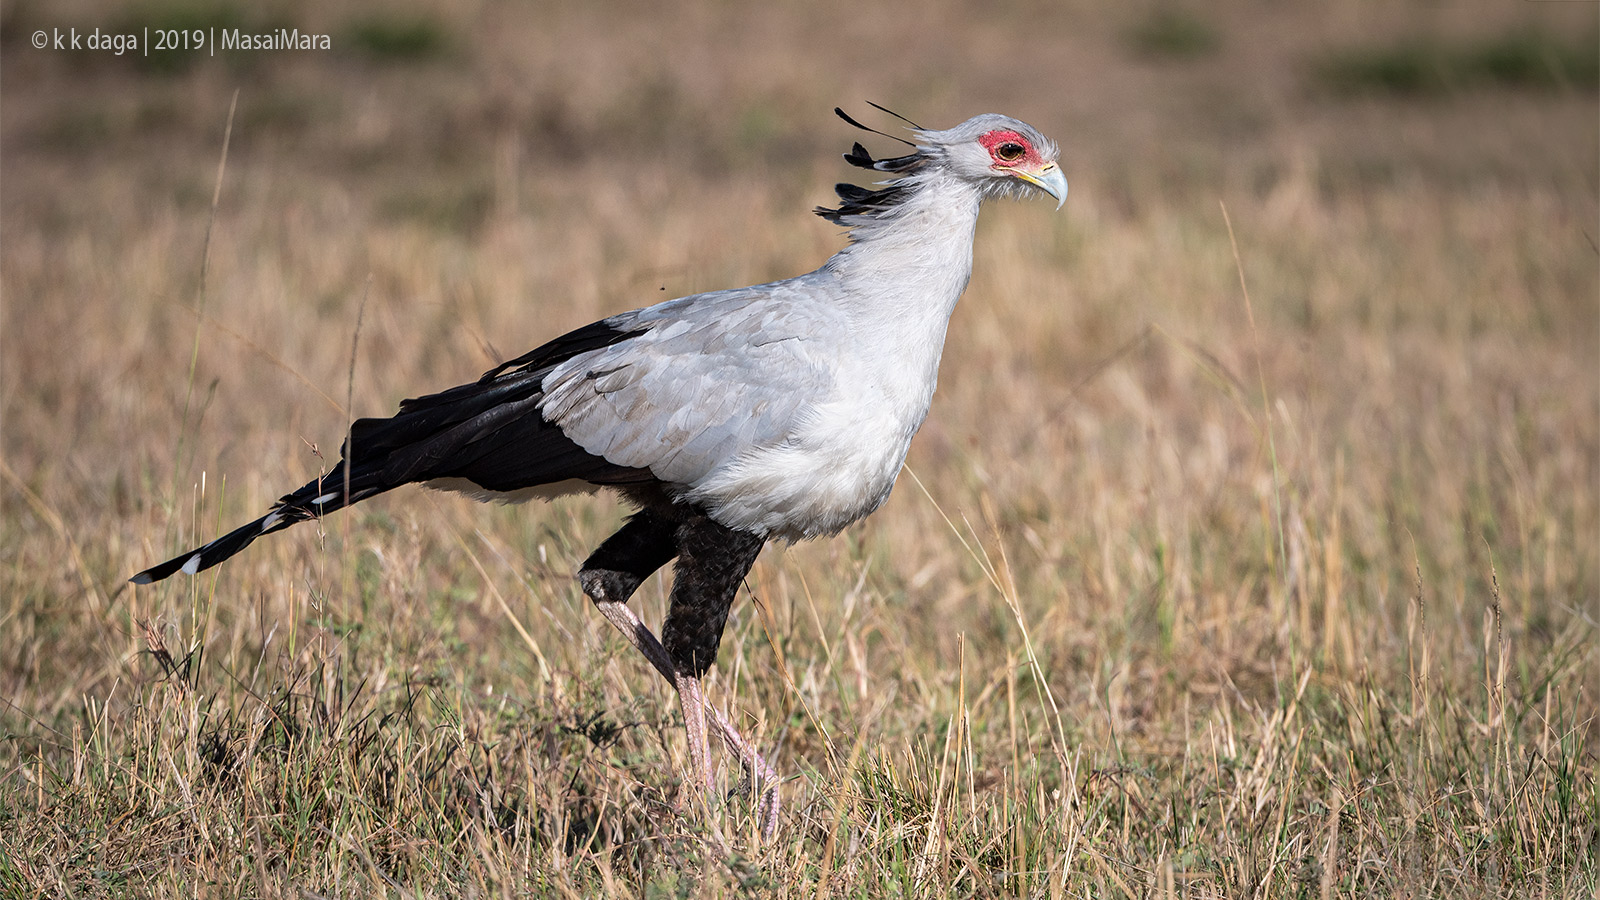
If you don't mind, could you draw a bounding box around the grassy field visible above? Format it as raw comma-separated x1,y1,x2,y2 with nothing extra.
2,1,1597,896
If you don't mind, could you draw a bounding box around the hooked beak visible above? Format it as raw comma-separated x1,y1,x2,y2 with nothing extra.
1014,164,1067,209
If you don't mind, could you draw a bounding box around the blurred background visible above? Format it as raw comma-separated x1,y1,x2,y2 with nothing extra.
2,0,1596,894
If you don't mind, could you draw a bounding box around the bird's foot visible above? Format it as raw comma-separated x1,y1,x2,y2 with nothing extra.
707,705,781,840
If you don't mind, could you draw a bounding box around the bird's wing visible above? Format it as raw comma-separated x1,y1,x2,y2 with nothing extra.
540,281,843,486
340,317,651,489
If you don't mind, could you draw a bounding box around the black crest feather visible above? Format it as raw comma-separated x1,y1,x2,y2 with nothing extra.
833,107,916,147
817,106,929,224
865,101,923,130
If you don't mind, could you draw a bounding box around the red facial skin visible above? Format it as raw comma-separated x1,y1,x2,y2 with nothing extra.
978,129,1045,169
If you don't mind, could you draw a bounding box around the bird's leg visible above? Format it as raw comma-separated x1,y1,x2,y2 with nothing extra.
584,564,778,825
577,512,770,829
661,517,778,838
673,668,715,801
578,510,680,681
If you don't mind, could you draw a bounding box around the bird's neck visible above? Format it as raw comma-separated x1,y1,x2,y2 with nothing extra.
815,172,986,427
823,172,984,319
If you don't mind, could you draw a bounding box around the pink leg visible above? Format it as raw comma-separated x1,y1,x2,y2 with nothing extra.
590,596,780,839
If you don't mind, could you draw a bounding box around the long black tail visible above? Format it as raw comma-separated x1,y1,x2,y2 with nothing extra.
130,318,656,586
129,461,391,584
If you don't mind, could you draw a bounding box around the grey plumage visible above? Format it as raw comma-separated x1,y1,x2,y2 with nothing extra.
542,284,838,489
130,109,1067,839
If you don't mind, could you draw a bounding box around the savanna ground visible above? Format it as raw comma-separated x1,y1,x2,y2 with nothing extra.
2,1,1597,896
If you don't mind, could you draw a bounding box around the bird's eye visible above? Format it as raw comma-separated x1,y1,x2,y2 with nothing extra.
995,142,1026,163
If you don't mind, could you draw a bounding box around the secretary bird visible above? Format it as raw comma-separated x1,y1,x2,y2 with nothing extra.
131,108,1066,838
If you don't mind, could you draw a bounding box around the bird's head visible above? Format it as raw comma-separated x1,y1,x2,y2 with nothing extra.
817,108,1066,226
917,114,1066,209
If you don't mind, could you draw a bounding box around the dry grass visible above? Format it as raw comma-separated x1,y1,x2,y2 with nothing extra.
3,1,1596,896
